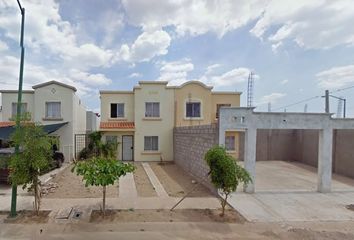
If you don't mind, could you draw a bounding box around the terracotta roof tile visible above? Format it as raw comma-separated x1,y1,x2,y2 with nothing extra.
0,122,15,128
100,121,135,129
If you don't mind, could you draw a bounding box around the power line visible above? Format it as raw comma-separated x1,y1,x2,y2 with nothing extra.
272,84,354,112
273,95,321,111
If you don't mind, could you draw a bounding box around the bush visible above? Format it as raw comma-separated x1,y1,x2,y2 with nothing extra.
205,146,252,216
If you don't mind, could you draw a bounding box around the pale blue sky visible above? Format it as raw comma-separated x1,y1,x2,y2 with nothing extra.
1,0,354,116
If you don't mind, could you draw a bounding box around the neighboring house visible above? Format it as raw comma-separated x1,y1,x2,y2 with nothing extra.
0,81,87,161
86,111,99,132
99,81,241,161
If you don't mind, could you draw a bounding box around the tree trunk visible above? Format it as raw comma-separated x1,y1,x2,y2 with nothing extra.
221,193,229,217
102,185,106,217
33,177,40,216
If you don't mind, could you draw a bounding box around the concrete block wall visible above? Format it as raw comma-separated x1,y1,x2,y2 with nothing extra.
173,124,218,192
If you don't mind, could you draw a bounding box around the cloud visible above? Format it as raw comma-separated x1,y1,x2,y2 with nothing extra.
208,68,257,87
122,0,267,38
0,0,114,70
280,79,289,85
122,0,354,50
129,72,142,78
0,40,8,51
205,64,221,75
251,0,354,49
118,30,171,62
0,55,111,97
316,64,354,89
157,59,194,85
257,92,286,105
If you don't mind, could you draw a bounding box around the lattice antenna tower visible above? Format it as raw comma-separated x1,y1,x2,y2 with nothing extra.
247,72,254,107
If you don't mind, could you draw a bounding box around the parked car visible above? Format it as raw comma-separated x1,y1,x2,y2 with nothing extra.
0,146,65,184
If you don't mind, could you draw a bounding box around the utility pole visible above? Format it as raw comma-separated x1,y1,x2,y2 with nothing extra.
11,0,25,218
325,90,329,113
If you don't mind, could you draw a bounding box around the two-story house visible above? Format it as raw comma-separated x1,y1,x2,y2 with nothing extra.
99,81,241,161
0,81,87,161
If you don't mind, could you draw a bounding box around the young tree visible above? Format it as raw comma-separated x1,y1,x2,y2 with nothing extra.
205,146,252,216
72,157,135,215
10,124,52,215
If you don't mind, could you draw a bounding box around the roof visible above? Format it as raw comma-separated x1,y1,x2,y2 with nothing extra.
0,122,68,140
100,121,135,130
0,122,15,128
0,90,34,94
32,80,77,92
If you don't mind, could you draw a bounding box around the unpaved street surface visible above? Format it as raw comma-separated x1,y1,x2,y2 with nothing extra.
43,165,119,198
150,162,213,197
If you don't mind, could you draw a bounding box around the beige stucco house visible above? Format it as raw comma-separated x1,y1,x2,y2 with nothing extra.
0,81,87,161
100,81,241,161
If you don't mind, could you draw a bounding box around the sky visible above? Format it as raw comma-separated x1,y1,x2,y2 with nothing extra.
1,0,354,116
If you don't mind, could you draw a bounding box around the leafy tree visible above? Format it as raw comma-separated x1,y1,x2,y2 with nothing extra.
205,146,252,216
78,131,119,160
72,157,135,215
9,124,52,215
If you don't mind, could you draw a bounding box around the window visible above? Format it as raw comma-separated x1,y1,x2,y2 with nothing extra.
225,136,236,151
110,103,124,118
186,102,201,118
11,102,27,118
46,102,61,118
216,104,231,118
144,136,158,151
145,102,160,117
106,135,117,144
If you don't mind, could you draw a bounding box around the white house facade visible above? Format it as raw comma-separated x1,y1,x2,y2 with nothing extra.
0,81,87,161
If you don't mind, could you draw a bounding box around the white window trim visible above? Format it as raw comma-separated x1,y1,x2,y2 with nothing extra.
45,101,62,119
110,103,125,118
184,98,203,120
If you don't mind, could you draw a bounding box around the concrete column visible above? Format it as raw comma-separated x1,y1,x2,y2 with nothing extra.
317,128,333,193
244,127,257,193
219,127,226,147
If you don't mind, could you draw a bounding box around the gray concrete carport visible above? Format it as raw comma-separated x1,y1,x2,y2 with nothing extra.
219,107,354,193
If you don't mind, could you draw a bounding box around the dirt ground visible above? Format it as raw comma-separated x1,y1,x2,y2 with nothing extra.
90,208,244,223
3,210,50,224
150,162,213,197
43,165,119,198
133,163,157,197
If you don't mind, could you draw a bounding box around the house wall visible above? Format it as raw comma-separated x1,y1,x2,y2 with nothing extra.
0,92,34,120
211,93,241,123
86,111,98,132
100,92,134,122
102,131,134,160
175,82,212,127
33,84,75,161
134,83,174,161
174,124,218,192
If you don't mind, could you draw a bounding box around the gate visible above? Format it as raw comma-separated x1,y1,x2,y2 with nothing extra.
74,133,89,159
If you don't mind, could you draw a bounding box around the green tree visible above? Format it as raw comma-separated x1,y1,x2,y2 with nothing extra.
9,124,52,215
72,157,135,215
205,146,252,216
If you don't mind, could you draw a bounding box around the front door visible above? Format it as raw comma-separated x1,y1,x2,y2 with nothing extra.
122,135,133,161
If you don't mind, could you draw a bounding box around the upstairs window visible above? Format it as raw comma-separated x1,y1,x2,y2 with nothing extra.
111,103,124,118
145,102,160,117
186,102,201,118
144,136,158,151
225,136,236,151
11,102,27,118
45,102,61,118
216,104,231,118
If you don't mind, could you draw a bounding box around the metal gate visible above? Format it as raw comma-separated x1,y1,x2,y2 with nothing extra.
74,134,89,159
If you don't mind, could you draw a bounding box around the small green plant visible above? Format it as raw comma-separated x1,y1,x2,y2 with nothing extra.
9,124,52,215
205,146,252,216
72,157,135,216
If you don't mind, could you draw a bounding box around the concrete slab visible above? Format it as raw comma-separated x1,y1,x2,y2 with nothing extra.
229,161,354,222
119,173,138,199
238,161,354,192
142,163,169,198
